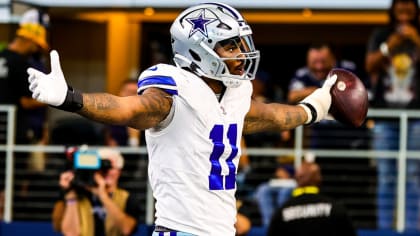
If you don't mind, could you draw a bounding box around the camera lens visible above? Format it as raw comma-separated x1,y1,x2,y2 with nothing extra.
101,159,112,171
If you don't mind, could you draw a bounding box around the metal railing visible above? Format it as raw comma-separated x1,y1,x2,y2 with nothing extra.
1,106,420,232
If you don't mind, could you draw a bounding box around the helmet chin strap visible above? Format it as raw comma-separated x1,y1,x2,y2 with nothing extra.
196,66,242,88
173,53,242,88
222,78,242,88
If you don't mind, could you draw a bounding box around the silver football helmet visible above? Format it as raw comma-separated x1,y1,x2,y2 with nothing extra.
170,2,260,87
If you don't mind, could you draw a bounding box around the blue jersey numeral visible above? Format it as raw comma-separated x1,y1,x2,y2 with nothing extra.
208,124,238,190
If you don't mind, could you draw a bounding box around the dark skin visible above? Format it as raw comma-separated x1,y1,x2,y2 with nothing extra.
78,39,308,134
295,162,322,187
288,46,336,104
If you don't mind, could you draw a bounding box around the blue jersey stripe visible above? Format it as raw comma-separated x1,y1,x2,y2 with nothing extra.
138,75,176,87
138,75,178,95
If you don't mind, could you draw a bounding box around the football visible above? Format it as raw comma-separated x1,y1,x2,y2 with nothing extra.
328,68,368,127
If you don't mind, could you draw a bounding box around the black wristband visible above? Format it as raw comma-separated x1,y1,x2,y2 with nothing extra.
299,102,317,125
51,85,83,112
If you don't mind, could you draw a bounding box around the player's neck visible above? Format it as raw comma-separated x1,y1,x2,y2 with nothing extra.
202,77,225,94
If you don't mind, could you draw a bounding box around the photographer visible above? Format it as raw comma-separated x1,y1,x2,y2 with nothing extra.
51,148,141,236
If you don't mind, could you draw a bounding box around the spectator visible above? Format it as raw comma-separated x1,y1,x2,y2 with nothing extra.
287,44,371,151
51,147,141,236
365,0,420,230
20,9,52,189
0,8,49,145
288,43,357,104
20,8,51,145
267,160,357,236
0,8,50,221
254,163,295,226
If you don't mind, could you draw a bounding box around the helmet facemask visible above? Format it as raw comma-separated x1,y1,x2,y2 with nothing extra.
212,35,260,87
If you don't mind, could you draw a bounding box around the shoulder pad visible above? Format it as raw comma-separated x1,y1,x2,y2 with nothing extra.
137,64,178,95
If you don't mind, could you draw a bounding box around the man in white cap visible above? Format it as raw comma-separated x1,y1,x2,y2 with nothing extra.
0,8,49,144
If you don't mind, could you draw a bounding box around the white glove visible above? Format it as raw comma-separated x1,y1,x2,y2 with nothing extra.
28,50,68,106
299,73,337,124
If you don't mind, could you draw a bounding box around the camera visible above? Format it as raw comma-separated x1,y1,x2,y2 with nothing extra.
67,148,112,188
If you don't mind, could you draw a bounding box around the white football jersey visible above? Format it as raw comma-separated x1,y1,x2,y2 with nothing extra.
138,64,252,236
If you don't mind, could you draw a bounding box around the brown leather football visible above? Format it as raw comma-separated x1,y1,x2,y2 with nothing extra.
328,68,368,127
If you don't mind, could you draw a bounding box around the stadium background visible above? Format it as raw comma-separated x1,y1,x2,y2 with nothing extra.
1,0,420,235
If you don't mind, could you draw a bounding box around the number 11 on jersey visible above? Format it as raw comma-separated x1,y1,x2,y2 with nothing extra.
209,124,238,190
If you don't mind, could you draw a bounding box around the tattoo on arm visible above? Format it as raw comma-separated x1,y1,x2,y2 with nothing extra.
130,88,172,128
78,88,172,130
244,102,307,134
80,93,121,122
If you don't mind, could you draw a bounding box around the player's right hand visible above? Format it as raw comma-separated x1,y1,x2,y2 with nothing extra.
28,50,68,106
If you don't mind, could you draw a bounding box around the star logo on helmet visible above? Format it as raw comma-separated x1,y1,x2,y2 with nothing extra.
186,10,216,38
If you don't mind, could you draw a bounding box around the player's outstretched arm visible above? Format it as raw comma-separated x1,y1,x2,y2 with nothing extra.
27,50,172,130
244,101,308,134
244,74,336,134
80,88,172,130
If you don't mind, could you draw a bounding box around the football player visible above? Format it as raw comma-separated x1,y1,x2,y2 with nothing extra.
28,3,336,235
